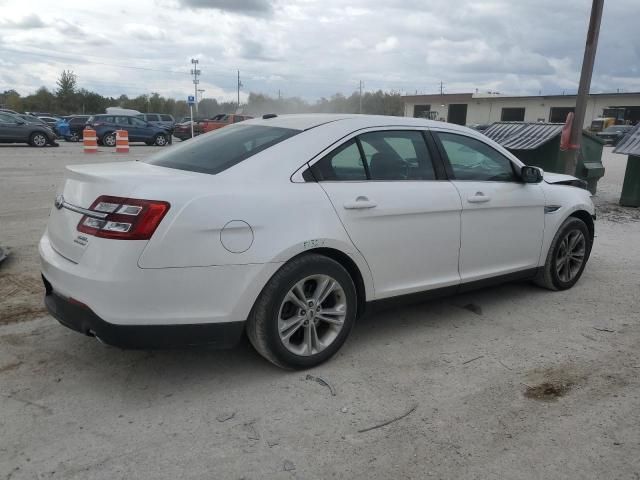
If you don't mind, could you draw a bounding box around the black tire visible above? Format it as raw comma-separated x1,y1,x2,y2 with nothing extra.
29,132,48,147
534,216,592,291
103,132,116,147
154,134,168,146
247,254,357,369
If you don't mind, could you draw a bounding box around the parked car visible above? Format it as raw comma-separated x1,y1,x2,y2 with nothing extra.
596,125,634,146
63,115,90,142
0,111,58,146
201,113,253,133
173,120,204,141
40,114,595,368
37,116,62,127
0,108,19,115
139,113,175,130
18,114,49,126
86,114,171,146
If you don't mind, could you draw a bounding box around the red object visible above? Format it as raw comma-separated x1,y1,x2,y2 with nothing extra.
560,112,579,151
77,196,170,240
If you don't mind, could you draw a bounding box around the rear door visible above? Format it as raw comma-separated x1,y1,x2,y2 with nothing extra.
311,128,462,299
433,130,545,282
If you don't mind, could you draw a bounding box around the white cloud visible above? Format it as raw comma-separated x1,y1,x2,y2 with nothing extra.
374,36,398,53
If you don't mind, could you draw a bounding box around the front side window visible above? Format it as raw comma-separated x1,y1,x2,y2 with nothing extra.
0,113,17,123
437,132,516,182
129,117,147,127
145,124,299,175
146,114,159,122
160,115,173,121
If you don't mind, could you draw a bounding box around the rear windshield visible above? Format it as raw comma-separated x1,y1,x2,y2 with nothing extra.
145,124,299,175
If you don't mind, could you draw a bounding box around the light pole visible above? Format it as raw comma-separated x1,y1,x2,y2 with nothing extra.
190,58,201,114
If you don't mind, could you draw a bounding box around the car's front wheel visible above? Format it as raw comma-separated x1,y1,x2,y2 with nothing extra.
29,132,48,147
154,134,168,146
247,254,357,369
534,216,592,290
102,133,116,147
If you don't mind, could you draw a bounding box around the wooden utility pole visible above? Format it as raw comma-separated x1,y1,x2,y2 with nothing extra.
565,0,604,175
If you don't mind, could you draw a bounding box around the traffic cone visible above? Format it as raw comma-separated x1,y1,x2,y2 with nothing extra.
83,128,97,153
116,130,129,153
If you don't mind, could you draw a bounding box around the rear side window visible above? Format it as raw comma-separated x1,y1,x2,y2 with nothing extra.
311,130,435,181
160,115,173,121
145,124,299,175
312,140,367,181
359,131,435,180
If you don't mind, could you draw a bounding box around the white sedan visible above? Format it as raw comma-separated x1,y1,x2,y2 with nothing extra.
40,114,595,368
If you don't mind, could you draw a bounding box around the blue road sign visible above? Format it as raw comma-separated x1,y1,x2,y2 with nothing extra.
187,95,195,105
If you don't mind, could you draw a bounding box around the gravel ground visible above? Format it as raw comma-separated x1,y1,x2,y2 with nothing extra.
0,142,639,480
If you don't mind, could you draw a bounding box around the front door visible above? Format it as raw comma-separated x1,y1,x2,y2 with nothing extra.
124,116,150,142
0,113,27,141
311,129,462,299
434,131,545,282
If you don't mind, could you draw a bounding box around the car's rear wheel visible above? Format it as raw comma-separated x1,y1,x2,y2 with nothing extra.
534,216,592,291
154,134,168,146
103,133,116,147
247,254,357,369
29,132,48,147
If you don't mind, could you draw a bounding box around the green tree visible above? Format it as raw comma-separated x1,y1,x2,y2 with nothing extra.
56,70,78,114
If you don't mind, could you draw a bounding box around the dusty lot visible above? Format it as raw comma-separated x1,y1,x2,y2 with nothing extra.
1,142,639,479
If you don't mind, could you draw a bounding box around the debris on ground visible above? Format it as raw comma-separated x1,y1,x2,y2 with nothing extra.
462,355,484,365
305,374,336,396
593,327,616,333
283,460,296,471
523,381,573,401
358,404,418,433
216,412,236,422
0,247,9,266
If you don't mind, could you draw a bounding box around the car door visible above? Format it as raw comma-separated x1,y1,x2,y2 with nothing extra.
0,113,27,141
124,116,148,142
433,130,545,283
310,129,462,299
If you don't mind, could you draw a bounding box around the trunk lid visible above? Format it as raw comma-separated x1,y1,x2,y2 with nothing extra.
47,161,194,263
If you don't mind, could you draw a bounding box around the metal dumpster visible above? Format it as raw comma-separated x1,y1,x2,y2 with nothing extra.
483,122,605,194
613,124,640,207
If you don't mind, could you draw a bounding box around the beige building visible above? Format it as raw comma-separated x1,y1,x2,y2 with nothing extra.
402,92,640,128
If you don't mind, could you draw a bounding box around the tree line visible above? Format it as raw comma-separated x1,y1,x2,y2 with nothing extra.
0,70,405,119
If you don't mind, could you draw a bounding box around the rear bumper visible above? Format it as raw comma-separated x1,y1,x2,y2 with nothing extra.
43,276,245,349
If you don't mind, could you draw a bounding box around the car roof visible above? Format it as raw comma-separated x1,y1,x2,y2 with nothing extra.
242,113,468,132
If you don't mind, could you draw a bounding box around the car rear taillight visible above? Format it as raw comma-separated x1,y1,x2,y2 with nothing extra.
77,196,170,240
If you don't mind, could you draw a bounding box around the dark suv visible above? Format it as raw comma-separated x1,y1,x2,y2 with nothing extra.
0,111,58,147
86,114,171,146
63,115,90,142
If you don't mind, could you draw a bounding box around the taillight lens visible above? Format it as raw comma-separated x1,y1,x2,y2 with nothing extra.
77,196,170,240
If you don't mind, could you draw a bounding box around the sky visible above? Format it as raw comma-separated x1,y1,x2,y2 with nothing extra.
0,0,638,102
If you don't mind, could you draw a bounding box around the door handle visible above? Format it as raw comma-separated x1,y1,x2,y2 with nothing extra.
468,192,491,203
344,196,377,210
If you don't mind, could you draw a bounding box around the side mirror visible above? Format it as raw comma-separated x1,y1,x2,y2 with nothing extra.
521,165,543,184
16,119,26,125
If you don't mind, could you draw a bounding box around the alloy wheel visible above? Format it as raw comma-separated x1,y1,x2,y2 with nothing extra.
104,134,116,146
555,229,586,283
277,274,347,356
33,134,47,147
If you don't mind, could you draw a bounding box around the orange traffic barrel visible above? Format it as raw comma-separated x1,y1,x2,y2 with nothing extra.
83,128,97,153
115,130,129,153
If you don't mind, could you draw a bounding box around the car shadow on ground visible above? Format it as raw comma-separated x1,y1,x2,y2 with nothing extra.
37,279,544,394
